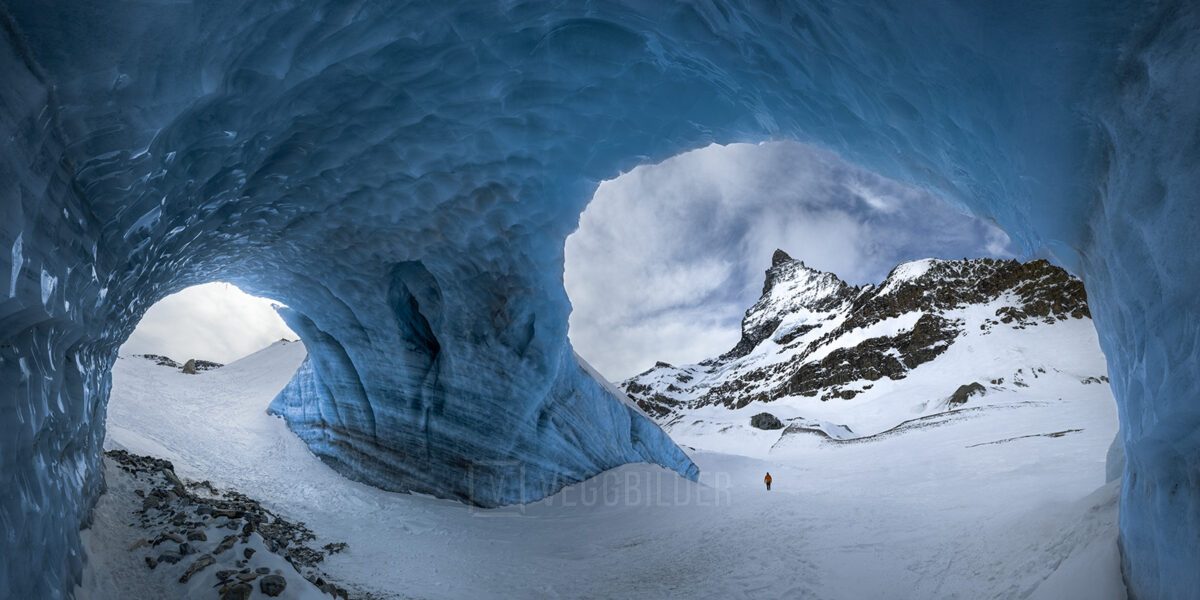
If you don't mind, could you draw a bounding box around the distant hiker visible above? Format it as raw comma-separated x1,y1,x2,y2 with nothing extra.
764,472,772,491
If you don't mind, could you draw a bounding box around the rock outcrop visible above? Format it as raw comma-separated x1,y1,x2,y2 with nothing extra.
750,413,784,430
949,383,987,406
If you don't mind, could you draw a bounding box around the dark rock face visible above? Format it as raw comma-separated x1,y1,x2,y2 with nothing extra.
949,382,987,406
623,254,1091,417
750,412,784,430
706,313,962,408
139,354,182,369
181,359,198,374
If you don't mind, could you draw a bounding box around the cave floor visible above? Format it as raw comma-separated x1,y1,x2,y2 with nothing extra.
81,341,1124,599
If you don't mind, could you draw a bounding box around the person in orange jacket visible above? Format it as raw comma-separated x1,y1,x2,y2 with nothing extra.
764,472,772,491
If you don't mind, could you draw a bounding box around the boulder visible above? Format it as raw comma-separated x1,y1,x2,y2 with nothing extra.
750,412,784,430
181,359,197,374
260,574,287,597
949,382,986,406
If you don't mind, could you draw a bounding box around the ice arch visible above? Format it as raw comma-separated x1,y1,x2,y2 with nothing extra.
0,2,1195,598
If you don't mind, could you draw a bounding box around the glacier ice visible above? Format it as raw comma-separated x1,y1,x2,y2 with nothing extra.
0,2,1197,598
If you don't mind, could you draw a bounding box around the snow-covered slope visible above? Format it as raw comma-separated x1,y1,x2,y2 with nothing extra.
622,252,1107,451
95,335,1123,599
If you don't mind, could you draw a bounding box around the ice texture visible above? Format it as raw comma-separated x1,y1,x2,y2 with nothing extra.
0,2,1196,598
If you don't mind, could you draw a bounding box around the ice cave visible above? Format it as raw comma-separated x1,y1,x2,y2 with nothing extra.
0,2,1196,598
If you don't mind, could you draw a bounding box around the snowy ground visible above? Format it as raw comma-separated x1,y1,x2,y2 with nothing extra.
86,340,1125,599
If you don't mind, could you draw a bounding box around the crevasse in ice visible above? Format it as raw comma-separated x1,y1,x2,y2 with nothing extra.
0,2,1196,598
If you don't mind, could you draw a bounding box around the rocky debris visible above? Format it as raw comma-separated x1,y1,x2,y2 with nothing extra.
191,359,224,372
180,554,215,583
1082,375,1111,385
260,574,288,596
138,354,182,368
137,354,224,373
949,382,987,406
305,574,351,599
104,449,348,598
750,412,784,430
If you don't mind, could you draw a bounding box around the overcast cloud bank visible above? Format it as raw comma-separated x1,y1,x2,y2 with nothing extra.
122,282,296,364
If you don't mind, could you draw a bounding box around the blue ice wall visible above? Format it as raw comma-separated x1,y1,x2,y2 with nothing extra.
0,1,1196,598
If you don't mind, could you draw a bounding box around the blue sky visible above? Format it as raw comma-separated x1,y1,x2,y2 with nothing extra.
565,142,1016,380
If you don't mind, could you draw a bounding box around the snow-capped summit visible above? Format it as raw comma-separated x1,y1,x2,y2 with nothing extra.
621,253,1103,444
728,249,855,360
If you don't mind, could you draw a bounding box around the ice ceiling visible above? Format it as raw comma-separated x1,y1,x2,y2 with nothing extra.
1,2,1196,598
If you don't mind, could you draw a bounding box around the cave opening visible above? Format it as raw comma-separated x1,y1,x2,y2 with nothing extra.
565,138,1118,468
1,2,1197,598
105,282,306,479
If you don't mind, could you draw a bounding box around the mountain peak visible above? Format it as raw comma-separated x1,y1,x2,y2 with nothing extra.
622,256,1095,421
771,248,794,266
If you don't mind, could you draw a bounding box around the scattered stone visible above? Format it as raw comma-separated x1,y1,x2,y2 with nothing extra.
107,449,347,596
179,554,215,583
156,551,183,565
219,582,253,600
749,412,784,430
259,574,287,597
138,354,181,369
214,534,239,555
155,531,184,545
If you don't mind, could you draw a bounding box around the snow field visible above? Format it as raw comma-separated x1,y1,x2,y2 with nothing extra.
90,341,1124,599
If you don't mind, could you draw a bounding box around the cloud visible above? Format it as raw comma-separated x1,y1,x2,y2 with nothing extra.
565,141,1016,380
121,282,296,364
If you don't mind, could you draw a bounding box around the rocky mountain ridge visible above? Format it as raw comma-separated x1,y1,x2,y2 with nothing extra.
135,354,224,374
621,251,1091,421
